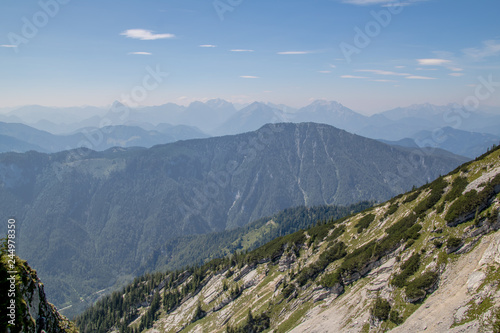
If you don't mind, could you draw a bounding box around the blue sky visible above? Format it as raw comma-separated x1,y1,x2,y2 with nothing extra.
0,0,499,114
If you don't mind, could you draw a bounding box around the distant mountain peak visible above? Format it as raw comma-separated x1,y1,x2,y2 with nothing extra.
206,98,232,107
310,99,344,107
407,102,434,109
111,100,126,109
264,102,297,113
246,101,275,110
307,100,353,112
188,101,207,108
300,100,361,117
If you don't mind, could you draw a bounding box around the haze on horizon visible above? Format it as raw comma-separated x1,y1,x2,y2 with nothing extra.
1,0,499,115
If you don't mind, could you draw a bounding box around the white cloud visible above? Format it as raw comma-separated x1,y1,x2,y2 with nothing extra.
405,75,436,80
356,69,410,76
395,65,406,69
449,73,464,77
120,29,175,40
230,49,254,52
329,64,337,68
341,75,369,79
240,76,259,79
370,79,397,82
417,58,464,74
417,58,451,66
342,0,426,5
128,52,152,55
200,44,217,48
0,44,17,48
318,71,332,74
462,40,500,61
277,51,312,55
342,0,396,4
381,2,413,7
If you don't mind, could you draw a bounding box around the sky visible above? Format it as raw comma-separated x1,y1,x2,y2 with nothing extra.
0,0,499,114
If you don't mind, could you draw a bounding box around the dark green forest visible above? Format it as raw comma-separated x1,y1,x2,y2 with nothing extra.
136,201,373,275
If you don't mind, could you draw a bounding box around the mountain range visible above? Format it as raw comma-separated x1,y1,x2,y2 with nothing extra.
0,122,468,317
0,122,208,153
2,100,499,158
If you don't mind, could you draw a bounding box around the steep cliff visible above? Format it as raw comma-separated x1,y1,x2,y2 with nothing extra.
0,249,77,333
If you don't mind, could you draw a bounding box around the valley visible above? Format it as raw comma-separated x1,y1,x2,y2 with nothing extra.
0,122,467,318
74,144,500,333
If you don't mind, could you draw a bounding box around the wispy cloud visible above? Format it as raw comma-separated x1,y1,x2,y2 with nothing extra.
128,52,152,55
329,64,337,68
341,0,397,4
462,40,500,61
405,75,436,80
341,75,369,79
277,51,312,55
200,44,217,48
449,73,464,77
230,49,254,52
370,79,397,82
417,58,464,74
395,65,406,69
356,69,410,76
342,0,427,6
381,2,412,7
0,44,17,48
240,75,259,79
417,58,451,66
120,29,175,40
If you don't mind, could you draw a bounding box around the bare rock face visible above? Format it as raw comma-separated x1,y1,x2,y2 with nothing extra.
479,227,500,266
311,284,344,303
390,230,500,333
278,251,297,272
233,264,256,282
466,271,486,293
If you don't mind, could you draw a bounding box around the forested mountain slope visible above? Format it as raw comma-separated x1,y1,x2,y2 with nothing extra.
0,121,208,153
0,122,467,316
75,146,500,333
136,202,373,278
